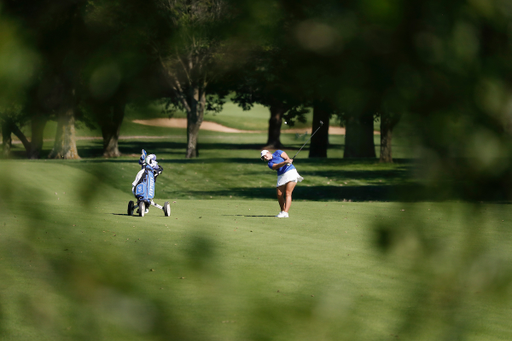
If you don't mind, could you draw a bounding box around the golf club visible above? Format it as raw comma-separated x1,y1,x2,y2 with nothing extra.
291,120,324,160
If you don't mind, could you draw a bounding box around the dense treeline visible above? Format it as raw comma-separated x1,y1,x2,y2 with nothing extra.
1,0,512,196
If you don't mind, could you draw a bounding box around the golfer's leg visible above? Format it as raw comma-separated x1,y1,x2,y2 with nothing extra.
277,186,285,211
283,181,297,213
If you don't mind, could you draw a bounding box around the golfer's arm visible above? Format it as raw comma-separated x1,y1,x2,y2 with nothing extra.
271,161,289,170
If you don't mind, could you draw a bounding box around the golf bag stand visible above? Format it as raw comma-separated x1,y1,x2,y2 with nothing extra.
128,164,171,217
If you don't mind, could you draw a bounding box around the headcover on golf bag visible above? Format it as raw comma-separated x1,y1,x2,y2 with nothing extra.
146,154,157,167
139,149,147,167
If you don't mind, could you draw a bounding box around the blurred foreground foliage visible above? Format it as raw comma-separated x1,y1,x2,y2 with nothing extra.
1,0,512,340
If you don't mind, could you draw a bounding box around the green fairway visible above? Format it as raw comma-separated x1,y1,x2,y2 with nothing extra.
0,94,506,341
1,157,512,341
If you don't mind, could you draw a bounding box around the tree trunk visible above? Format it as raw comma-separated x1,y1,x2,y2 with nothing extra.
309,101,330,158
10,123,31,154
185,88,205,159
379,112,401,163
344,111,376,158
380,121,393,163
264,103,288,149
48,99,80,159
101,101,125,158
28,114,48,159
1,121,12,156
1,118,32,157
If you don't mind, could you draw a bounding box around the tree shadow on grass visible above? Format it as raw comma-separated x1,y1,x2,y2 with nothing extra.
177,181,512,202
301,169,411,182
189,183,512,202
74,139,347,159
75,140,188,158
75,141,271,159
174,184,427,202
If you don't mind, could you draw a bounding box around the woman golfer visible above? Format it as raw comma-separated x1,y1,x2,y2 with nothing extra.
260,150,303,218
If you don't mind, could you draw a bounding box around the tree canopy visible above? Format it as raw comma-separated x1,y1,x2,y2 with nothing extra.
0,0,512,195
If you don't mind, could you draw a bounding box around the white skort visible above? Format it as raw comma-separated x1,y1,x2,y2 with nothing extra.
276,169,304,188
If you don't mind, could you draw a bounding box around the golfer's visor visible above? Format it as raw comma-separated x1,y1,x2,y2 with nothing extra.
260,150,270,160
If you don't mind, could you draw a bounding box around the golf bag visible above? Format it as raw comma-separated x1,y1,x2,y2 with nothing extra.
134,164,158,203
127,150,171,217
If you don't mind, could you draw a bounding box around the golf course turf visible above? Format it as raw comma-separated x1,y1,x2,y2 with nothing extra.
1,111,512,340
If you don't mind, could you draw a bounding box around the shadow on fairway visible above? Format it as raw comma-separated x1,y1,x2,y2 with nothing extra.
187,184,512,202
111,213,149,217
76,140,188,158
71,140,344,160
224,215,276,218
175,184,426,202
111,213,146,217
111,213,171,218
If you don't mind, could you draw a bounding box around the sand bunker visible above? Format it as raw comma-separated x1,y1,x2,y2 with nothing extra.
132,118,360,135
133,118,257,133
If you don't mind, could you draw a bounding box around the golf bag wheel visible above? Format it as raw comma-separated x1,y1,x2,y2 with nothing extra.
128,201,135,216
139,201,145,217
164,201,171,217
